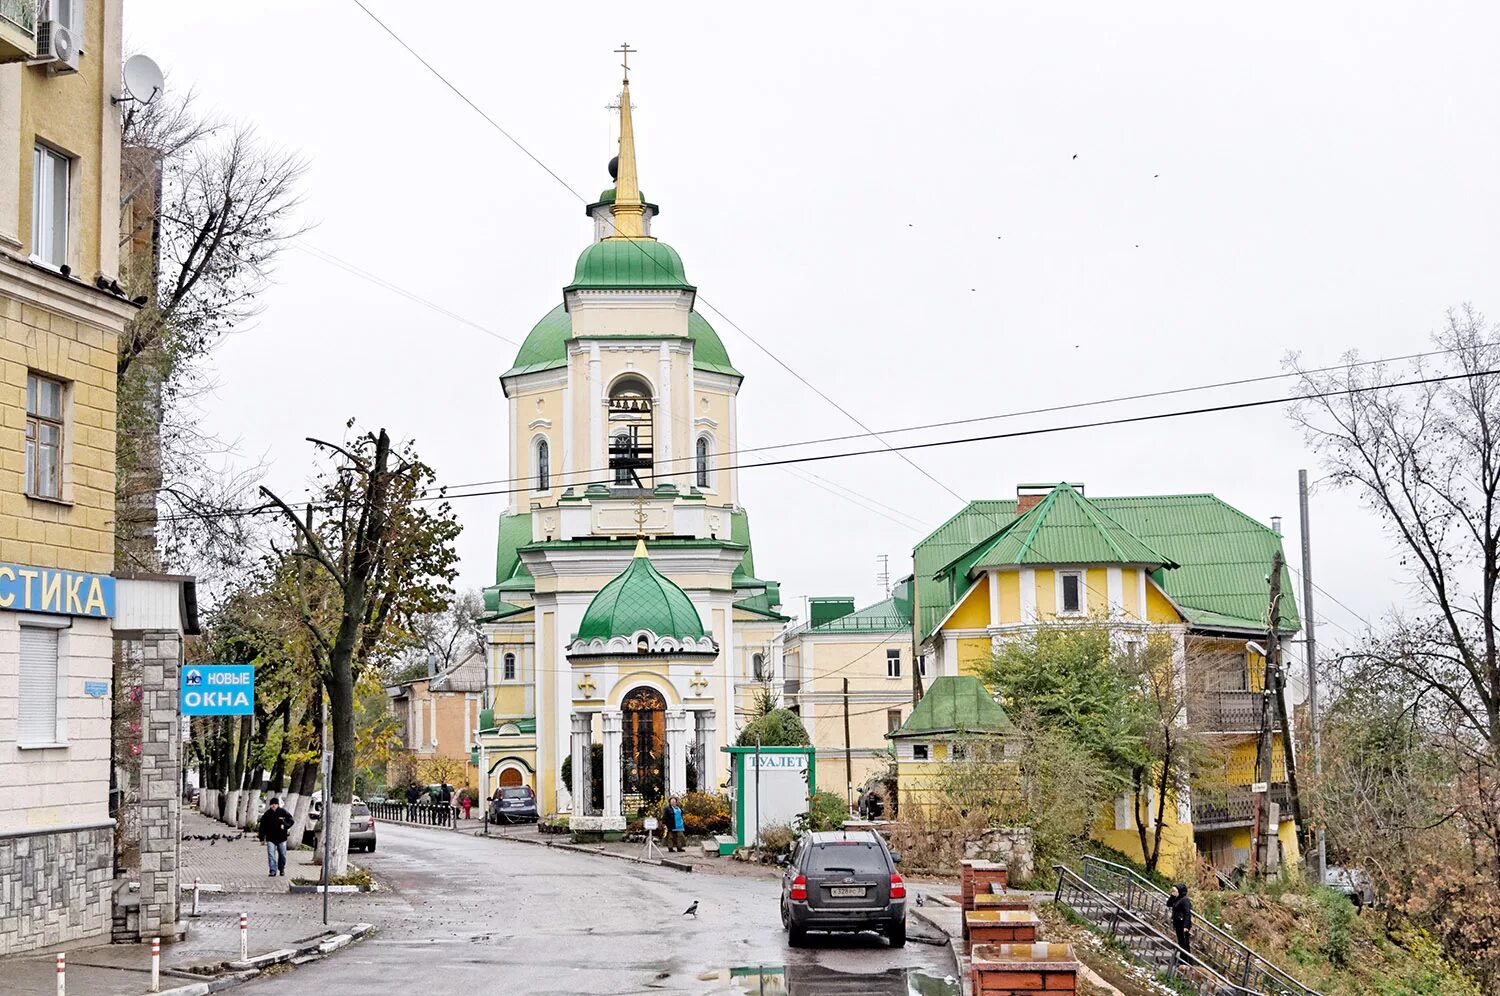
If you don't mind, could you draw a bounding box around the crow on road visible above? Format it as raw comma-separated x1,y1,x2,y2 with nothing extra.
682,901,699,918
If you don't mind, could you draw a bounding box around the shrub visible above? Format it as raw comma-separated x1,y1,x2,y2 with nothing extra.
757,823,795,858
736,709,810,747
800,791,849,832
1314,887,1354,967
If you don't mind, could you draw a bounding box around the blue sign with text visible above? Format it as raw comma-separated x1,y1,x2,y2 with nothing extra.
180,665,255,716
0,563,114,617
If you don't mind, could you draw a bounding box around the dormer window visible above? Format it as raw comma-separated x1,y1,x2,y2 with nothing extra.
1059,571,1084,615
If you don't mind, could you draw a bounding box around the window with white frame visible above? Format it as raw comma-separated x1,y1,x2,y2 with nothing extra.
32,144,70,269
1059,570,1084,614
887,709,902,734
534,438,549,491
19,625,61,747
752,653,765,681
695,435,712,489
48,0,82,32
26,372,64,499
503,652,516,682
886,648,901,678
912,744,929,760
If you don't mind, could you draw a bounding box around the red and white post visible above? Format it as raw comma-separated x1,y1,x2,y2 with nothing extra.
55,952,64,996
239,912,248,961
149,937,160,992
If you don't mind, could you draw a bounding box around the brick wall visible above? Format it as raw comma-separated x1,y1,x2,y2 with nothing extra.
134,630,180,937
0,823,112,955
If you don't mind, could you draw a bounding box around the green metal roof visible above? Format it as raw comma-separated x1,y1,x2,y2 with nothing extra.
889,676,1013,739
492,513,536,593
808,595,911,635
502,304,741,379
914,488,1300,640
576,542,706,643
590,187,657,210
959,483,1176,573
734,591,791,621
565,239,693,292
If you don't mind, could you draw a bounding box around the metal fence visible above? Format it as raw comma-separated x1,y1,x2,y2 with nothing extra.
1191,783,1291,828
369,801,455,828
1079,856,1320,996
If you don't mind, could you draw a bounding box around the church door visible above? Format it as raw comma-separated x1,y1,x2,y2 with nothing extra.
498,767,523,788
620,686,667,807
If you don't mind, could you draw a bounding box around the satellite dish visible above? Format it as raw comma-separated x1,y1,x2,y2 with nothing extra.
122,54,164,105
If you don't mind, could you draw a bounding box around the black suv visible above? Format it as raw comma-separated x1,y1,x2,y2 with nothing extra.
779,830,906,947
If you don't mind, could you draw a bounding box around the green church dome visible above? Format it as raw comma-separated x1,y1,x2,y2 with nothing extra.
573,541,712,651
565,239,693,292
503,303,741,379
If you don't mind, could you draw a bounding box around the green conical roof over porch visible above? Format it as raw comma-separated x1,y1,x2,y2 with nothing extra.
889,676,1014,740
575,539,706,643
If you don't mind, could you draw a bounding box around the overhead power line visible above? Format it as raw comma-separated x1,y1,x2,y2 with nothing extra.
344,0,965,503
156,365,1500,523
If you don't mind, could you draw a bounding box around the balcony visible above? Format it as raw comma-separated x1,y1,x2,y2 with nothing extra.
0,0,36,63
1192,782,1291,829
1191,688,1262,733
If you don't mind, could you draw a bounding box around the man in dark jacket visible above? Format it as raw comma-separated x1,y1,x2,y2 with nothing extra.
1166,883,1193,963
257,798,295,877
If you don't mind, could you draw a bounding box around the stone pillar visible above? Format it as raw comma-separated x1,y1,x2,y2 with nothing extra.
569,712,592,816
136,630,182,939
693,709,717,793
600,710,624,828
665,709,689,798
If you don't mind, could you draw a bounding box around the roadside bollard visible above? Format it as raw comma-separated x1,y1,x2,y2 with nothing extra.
191,878,200,917
55,952,64,996
150,937,160,992
239,912,248,961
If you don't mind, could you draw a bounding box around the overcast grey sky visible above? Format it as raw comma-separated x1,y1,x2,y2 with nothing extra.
124,1,1499,649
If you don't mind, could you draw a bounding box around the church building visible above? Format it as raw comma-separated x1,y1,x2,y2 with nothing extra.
478,62,787,820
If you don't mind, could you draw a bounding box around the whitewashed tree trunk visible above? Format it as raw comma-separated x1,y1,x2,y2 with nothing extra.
289,793,313,846
222,789,241,826
324,801,351,877
201,789,215,817
243,790,263,830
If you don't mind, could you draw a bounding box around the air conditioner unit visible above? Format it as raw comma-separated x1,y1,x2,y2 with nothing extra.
34,19,79,74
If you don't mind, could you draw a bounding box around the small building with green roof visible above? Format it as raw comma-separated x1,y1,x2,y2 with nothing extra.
478,67,786,825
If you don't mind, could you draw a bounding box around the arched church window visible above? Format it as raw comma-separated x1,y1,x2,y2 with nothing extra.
503,653,516,681
535,438,550,491
752,653,765,681
607,375,654,487
696,435,712,489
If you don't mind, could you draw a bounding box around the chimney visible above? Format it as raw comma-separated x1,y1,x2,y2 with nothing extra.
1270,516,1282,536
1017,482,1080,515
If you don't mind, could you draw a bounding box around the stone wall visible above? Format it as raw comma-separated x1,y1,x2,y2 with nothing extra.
0,823,113,955
134,630,180,938
963,826,1036,884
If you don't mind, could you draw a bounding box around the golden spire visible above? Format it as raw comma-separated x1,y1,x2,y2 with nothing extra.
633,537,649,559
609,42,647,240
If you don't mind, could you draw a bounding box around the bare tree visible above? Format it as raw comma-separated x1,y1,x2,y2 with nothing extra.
389,590,486,681
1289,305,1500,886
115,85,307,576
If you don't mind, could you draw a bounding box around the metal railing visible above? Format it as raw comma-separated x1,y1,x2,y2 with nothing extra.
1054,864,1258,996
1192,783,1291,828
0,0,36,34
1191,689,1262,732
369,800,455,828
1080,856,1321,996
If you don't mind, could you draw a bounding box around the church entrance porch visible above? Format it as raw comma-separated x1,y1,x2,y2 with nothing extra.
567,693,717,837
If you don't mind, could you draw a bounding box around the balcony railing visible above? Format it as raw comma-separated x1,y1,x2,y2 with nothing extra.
0,0,35,33
1193,783,1291,829
1192,689,1263,732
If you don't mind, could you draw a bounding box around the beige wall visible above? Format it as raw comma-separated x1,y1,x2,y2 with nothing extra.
788,633,912,797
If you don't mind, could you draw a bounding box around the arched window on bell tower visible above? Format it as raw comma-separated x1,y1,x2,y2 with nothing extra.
607,375,654,488
534,437,550,492
695,434,712,490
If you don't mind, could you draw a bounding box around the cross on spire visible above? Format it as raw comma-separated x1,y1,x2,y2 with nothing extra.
614,42,636,82
632,495,650,536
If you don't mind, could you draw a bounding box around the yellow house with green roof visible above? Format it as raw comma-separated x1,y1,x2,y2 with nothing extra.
909,482,1302,876
478,63,786,818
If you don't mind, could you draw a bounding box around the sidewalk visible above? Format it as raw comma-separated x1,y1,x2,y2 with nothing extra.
178,809,322,894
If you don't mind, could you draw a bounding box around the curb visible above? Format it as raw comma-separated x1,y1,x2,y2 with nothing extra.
466,827,698,874
909,903,968,996
160,923,373,996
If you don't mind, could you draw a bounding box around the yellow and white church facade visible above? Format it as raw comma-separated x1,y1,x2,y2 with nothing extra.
477,68,787,821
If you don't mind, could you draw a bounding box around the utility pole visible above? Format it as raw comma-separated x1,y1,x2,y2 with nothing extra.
1252,551,1283,879
1298,468,1325,885
843,677,853,812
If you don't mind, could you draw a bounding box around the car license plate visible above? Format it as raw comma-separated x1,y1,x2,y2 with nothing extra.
829,886,866,898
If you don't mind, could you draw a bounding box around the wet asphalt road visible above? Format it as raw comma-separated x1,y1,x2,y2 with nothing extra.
241,823,955,995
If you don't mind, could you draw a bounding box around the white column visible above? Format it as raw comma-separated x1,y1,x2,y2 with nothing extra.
728,395,740,504
666,709,689,797
508,396,519,512
658,343,672,483
1107,567,1125,620
569,712,592,816
695,709,718,793
987,569,1000,627
1019,568,1038,623
589,345,603,481
943,634,959,677
601,709,624,825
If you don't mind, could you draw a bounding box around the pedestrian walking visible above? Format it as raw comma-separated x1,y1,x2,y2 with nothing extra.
460,792,473,820
1166,883,1193,964
663,795,687,853
406,782,420,820
257,798,294,877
